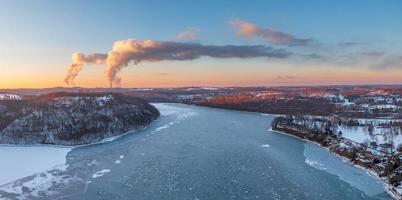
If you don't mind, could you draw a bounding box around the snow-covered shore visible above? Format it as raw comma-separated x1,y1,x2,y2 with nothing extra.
0,120,160,188
269,128,401,200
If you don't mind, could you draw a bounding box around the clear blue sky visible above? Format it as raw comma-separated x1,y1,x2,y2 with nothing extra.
0,0,402,88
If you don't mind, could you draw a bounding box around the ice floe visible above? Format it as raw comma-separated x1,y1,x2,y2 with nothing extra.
92,169,111,179
114,155,124,164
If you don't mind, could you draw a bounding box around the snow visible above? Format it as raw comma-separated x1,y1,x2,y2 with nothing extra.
152,103,198,120
131,88,153,91
184,88,197,91
339,95,354,106
114,155,124,164
184,87,219,91
54,95,114,107
337,126,370,144
0,146,71,186
337,122,402,148
95,95,113,101
87,160,99,166
396,186,402,196
0,146,73,199
101,135,120,143
359,104,400,110
356,118,402,125
294,116,402,150
305,158,327,170
92,169,111,178
0,94,22,100
150,104,198,135
176,94,201,100
154,122,175,132
201,87,219,90
0,164,75,200
95,95,113,106
371,104,399,110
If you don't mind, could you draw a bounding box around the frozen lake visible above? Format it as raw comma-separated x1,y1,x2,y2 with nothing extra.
0,103,393,199
0,146,71,186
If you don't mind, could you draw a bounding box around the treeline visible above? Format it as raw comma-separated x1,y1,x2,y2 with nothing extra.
198,96,338,116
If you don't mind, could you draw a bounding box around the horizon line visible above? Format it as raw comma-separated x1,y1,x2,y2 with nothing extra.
2,83,402,90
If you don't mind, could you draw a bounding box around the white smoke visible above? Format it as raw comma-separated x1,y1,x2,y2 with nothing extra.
64,53,107,85
66,39,291,87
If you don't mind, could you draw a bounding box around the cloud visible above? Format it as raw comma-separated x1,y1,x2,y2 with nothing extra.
335,51,402,70
305,49,402,71
229,19,311,46
66,39,292,87
338,41,364,47
361,51,385,57
370,55,402,70
302,53,324,59
64,53,107,85
175,28,199,41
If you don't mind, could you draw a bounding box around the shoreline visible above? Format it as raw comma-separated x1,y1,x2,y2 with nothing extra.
269,128,401,200
191,102,402,199
0,122,155,149
0,124,155,188
187,103,401,199
195,104,402,120
189,103,284,118
0,146,71,187
1,103,399,198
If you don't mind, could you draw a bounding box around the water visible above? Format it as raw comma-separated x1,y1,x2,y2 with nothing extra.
0,103,393,200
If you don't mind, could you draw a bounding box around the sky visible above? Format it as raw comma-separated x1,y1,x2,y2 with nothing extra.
0,0,402,88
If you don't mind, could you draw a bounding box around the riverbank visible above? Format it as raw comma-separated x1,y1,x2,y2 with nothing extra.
1,103,393,199
0,122,157,191
0,93,160,146
271,118,402,200
270,128,399,199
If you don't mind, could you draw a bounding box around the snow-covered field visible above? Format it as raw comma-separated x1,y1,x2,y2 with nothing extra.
0,146,71,186
295,116,402,149
336,118,402,150
337,125,402,146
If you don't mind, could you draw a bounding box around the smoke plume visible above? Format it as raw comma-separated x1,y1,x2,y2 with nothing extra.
66,39,291,87
64,53,107,85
